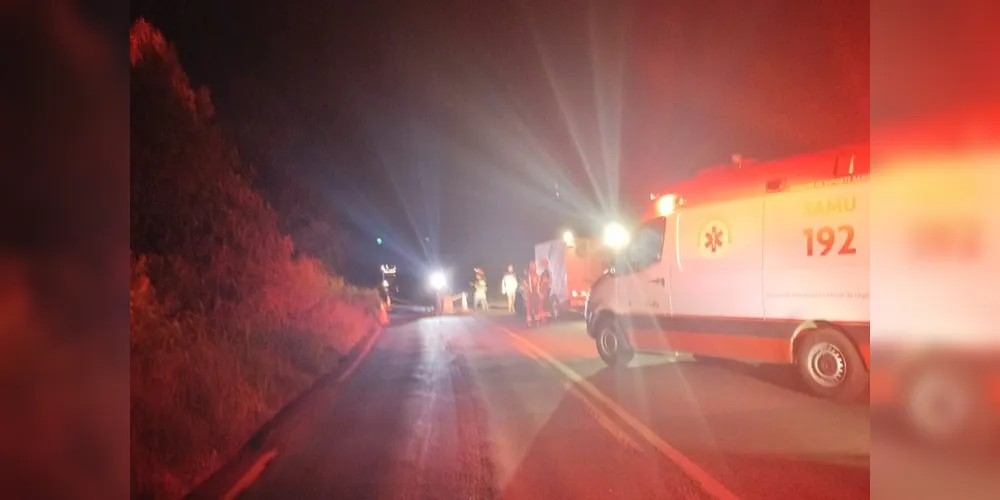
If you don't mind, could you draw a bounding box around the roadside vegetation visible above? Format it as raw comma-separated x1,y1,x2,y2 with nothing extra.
130,19,382,499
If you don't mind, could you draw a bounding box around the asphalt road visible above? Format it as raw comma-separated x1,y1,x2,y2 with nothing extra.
209,311,995,500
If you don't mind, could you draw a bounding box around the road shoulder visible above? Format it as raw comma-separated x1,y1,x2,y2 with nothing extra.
186,325,384,499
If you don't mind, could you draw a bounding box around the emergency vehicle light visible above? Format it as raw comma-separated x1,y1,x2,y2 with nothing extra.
656,194,679,216
562,230,575,247
429,271,447,291
603,222,630,250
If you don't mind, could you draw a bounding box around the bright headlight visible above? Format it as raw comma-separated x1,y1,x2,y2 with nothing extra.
603,222,630,250
429,271,447,290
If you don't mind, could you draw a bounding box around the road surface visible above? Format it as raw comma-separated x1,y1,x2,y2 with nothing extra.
204,312,995,500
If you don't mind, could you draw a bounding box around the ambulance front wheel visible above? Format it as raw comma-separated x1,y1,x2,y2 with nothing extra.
796,328,869,403
595,318,634,368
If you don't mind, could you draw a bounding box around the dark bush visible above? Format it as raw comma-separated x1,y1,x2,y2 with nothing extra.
130,20,380,499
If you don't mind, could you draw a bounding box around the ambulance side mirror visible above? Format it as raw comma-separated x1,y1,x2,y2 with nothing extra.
765,178,787,193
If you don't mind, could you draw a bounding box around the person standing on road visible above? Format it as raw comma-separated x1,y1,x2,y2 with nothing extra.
473,268,489,311
501,264,518,313
523,261,540,326
538,258,552,323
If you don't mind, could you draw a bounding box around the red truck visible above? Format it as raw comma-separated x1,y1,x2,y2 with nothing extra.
534,235,609,319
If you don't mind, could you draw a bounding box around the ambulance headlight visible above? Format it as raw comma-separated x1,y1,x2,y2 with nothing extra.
603,222,630,250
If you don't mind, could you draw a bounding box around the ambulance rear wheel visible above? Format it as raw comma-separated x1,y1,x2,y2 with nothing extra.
796,329,868,403
595,318,633,368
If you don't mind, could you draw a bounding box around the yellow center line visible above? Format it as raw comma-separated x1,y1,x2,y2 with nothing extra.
502,326,741,500
506,331,644,452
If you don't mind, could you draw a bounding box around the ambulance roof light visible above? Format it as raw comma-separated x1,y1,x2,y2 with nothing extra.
656,194,679,216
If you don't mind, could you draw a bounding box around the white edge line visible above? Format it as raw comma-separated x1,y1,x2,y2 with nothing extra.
222,449,278,500
338,326,385,382
502,326,740,500
222,326,385,500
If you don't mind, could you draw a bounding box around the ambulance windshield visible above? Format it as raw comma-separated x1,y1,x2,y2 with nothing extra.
615,217,666,274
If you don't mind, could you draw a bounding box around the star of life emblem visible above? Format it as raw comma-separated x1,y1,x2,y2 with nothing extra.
699,220,731,258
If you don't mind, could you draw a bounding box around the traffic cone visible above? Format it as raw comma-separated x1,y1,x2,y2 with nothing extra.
378,301,389,325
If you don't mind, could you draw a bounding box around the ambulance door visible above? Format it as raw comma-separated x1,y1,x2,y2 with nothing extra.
622,216,671,350
629,216,671,316
762,157,870,323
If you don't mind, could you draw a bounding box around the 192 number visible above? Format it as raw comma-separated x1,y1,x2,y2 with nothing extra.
804,225,856,256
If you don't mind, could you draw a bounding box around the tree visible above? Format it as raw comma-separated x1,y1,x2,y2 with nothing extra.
130,18,292,317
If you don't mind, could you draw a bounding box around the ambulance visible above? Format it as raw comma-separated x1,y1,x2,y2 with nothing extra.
584,148,872,403
585,110,1000,447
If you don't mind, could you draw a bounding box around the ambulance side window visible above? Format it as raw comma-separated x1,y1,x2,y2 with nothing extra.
629,217,667,271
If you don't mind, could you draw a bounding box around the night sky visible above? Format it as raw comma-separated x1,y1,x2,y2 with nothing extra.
130,0,868,285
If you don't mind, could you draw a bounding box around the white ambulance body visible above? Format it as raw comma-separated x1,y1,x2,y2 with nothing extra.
585,146,872,402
